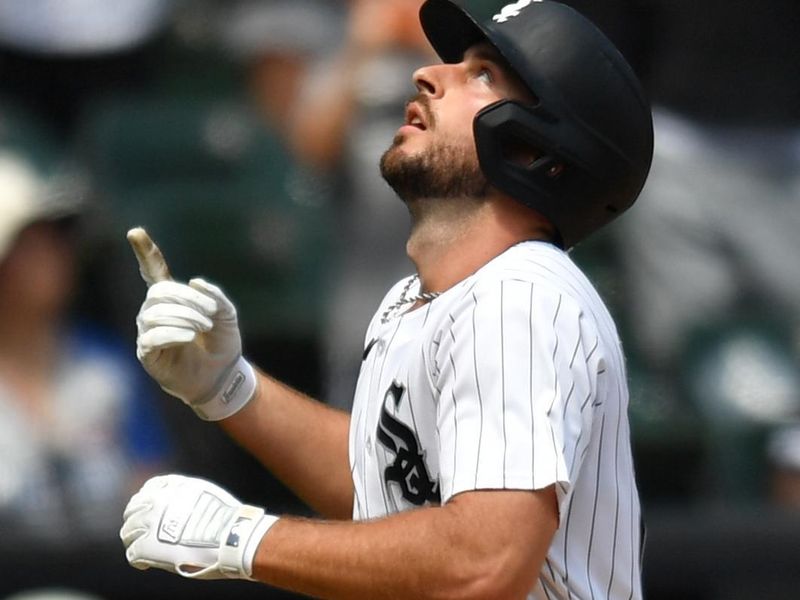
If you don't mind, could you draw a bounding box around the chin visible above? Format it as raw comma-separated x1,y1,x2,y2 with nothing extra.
381,139,413,170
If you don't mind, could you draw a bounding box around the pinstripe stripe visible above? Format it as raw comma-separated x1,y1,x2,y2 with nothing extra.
547,420,561,490
449,353,459,492
529,282,536,486
605,400,623,600
586,415,607,600
586,337,599,361
569,334,582,368
357,398,372,519
580,387,594,413
547,293,564,488
501,281,508,486
372,318,403,517
629,383,641,600
431,332,443,394
628,479,639,600
426,302,434,321
350,461,364,519
562,492,577,600
560,329,581,429
471,291,484,487
376,407,399,514
405,305,426,449
540,565,565,600
561,380,576,426
580,341,599,412
546,295,563,416
406,379,420,449
566,429,584,492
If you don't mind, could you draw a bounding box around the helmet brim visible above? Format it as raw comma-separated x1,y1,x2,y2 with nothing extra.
419,0,542,102
419,0,489,65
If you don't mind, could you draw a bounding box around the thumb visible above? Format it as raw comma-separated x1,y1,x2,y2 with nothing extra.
127,227,173,287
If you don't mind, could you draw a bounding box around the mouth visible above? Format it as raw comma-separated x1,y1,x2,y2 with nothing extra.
404,102,428,131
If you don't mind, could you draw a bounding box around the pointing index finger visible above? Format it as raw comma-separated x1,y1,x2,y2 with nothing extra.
127,227,173,286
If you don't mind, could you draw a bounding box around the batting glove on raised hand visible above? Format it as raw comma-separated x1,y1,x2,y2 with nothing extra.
128,227,257,421
120,474,278,580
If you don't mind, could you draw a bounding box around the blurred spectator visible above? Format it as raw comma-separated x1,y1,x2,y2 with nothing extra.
0,147,171,544
0,0,176,141
288,0,436,409
216,0,341,135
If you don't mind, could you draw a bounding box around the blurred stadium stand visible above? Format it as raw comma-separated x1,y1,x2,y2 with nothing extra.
77,94,333,349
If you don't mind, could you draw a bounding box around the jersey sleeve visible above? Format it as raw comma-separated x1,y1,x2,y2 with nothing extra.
432,277,602,517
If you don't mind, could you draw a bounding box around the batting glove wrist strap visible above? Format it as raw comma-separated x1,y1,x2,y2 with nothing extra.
192,356,257,422
121,474,279,581
218,505,279,579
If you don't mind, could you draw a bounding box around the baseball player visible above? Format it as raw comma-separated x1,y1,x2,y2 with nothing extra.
120,1,653,598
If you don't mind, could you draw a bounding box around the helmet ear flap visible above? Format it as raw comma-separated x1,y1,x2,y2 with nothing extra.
473,99,635,248
473,100,579,238
474,98,601,189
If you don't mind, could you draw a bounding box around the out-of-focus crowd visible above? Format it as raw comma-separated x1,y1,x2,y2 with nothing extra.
0,1,798,599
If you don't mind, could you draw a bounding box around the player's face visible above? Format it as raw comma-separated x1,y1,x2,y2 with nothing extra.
380,42,533,202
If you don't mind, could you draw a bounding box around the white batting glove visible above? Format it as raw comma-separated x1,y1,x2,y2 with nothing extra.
128,227,257,421
120,474,278,580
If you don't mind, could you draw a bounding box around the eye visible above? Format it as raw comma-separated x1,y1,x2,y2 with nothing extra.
476,67,493,84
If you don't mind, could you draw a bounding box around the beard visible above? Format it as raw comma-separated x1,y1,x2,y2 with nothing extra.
379,134,491,204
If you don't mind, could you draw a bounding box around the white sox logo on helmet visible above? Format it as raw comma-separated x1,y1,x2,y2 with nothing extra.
492,0,542,23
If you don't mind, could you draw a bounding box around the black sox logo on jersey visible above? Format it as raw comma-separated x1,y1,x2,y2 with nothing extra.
376,382,440,506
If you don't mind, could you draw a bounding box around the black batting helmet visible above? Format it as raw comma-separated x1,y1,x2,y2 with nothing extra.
419,0,654,248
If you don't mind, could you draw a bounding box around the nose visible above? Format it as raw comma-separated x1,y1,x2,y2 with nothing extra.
412,62,451,98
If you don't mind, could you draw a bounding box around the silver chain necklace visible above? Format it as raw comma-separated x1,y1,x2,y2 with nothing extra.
381,275,441,323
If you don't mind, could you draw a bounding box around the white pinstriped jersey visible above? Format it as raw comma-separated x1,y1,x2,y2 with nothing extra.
348,241,642,599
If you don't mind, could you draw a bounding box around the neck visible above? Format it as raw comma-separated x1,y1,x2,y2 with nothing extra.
405,194,555,294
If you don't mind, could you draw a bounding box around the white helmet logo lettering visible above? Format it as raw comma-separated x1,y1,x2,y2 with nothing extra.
492,0,540,23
